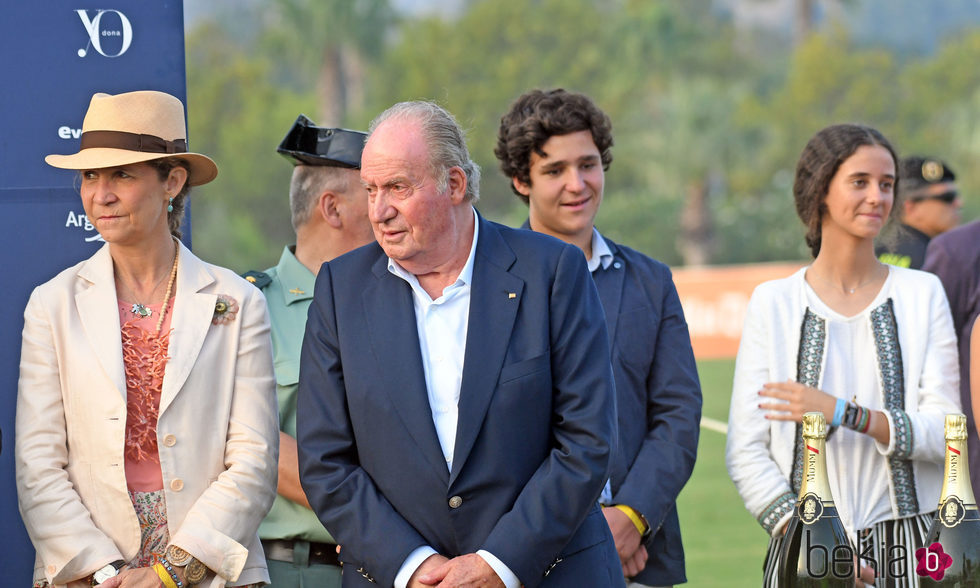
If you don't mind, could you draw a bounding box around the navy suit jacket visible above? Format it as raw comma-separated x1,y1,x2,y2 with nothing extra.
594,236,702,586
922,218,980,498
297,214,623,587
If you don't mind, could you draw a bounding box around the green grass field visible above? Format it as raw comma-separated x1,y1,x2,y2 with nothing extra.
675,359,769,587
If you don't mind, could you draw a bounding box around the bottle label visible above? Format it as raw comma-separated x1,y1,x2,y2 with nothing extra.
939,496,966,528
799,492,825,524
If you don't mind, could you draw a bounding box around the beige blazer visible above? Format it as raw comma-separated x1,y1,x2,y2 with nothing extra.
16,242,279,587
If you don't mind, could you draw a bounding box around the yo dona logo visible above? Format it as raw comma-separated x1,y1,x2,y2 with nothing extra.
75,9,133,58
66,210,105,243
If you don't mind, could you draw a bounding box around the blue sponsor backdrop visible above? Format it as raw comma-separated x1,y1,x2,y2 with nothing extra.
0,3,186,583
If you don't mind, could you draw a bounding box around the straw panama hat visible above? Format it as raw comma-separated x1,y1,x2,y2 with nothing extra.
45,90,218,186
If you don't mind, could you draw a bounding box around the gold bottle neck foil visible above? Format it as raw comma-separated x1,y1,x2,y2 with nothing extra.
945,413,968,441
802,411,827,439
938,415,976,508
799,412,834,502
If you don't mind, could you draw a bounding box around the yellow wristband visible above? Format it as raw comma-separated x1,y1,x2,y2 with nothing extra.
154,563,179,588
613,504,649,536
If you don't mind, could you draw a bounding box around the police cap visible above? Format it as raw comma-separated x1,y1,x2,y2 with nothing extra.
900,155,956,196
277,114,367,169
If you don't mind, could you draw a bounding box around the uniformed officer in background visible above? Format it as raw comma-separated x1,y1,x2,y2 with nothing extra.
876,155,961,269
245,115,374,587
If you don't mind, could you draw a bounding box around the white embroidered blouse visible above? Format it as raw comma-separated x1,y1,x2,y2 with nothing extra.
726,266,961,542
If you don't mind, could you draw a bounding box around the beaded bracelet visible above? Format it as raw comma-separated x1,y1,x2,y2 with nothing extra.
831,397,847,428
154,563,179,588
160,558,184,588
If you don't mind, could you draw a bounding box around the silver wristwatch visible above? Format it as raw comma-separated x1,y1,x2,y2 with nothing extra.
92,560,125,585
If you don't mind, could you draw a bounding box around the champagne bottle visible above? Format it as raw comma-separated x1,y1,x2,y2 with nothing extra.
778,412,854,586
919,414,980,586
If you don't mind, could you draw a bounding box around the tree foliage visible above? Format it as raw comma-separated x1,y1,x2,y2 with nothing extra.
185,0,980,271
263,0,393,124
186,21,315,270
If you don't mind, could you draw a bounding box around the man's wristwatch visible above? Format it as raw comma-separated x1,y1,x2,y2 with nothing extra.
92,560,125,585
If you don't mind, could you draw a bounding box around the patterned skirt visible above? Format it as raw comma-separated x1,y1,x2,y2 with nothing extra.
33,489,261,587
129,488,172,567
762,511,935,588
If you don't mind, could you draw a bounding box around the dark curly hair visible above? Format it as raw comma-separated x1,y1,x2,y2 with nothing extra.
793,124,899,258
147,157,192,239
495,89,613,205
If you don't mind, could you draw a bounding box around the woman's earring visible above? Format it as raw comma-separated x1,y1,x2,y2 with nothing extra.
167,196,174,213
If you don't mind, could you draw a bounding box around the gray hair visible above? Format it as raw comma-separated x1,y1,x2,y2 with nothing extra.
368,101,481,202
289,165,354,230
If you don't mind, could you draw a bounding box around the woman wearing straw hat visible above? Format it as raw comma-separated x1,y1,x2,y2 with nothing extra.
15,90,279,588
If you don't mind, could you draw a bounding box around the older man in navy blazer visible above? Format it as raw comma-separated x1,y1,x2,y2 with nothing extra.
495,89,702,587
297,101,623,588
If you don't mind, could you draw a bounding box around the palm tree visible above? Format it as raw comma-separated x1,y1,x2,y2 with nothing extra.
267,0,393,125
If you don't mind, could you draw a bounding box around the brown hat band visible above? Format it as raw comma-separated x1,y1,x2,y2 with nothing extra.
80,130,187,154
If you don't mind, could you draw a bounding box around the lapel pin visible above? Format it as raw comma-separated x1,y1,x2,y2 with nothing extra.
508,292,516,299
289,287,306,295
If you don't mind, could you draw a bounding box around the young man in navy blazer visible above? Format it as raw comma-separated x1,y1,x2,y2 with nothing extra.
297,101,623,587
496,89,703,587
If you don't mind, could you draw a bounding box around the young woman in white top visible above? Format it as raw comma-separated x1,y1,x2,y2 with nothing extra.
726,124,961,587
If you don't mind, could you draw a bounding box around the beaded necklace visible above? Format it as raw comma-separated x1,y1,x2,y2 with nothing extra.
154,244,179,334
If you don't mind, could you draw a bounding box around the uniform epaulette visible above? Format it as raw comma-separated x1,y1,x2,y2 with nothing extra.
242,270,272,289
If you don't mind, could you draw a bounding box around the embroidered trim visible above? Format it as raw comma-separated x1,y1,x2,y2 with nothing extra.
791,308,826,493
870,298,918,517
888,407,914,459
759,491,797,535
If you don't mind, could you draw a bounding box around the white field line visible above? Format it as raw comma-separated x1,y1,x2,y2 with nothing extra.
701,416,728,435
